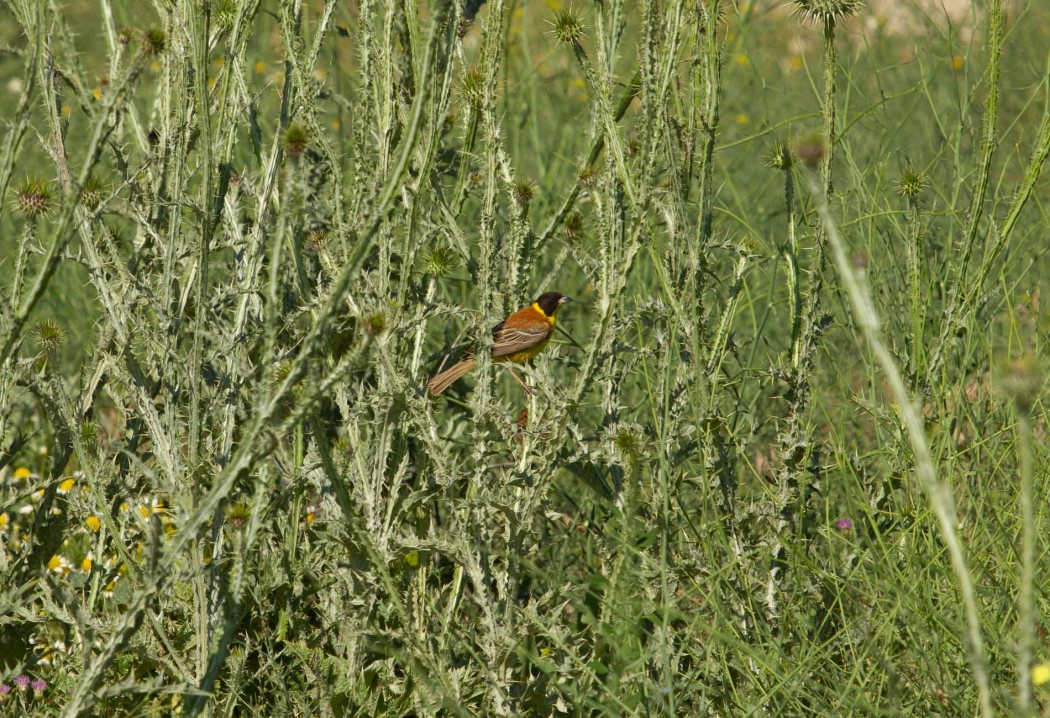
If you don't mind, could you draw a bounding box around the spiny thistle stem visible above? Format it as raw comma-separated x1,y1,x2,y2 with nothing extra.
899,168,927,379
820,17,836,203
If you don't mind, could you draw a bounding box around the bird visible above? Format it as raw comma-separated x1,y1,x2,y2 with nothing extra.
427,292,572,396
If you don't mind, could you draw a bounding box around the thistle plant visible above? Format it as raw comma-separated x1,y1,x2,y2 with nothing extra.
763,0,864,618
899,166,927,379
791,0,863,198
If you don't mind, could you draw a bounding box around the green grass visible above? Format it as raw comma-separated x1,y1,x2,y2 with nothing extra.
0,0,1048,715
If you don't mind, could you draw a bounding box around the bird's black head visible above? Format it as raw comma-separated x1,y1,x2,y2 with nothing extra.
535,292,572,316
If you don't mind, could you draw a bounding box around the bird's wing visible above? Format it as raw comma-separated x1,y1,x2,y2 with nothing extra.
490,322,550,358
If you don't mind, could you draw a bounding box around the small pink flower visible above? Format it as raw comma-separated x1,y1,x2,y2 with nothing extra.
835,518,853,531
0,684,10,700
13,675,29,691
31,678,46,698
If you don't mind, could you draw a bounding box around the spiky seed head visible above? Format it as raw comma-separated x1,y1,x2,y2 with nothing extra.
35,319,65,355
80,421,99,446
512,178,536,206
564,211,584,241
550,8,584,45
765,141,794,171
81,176,106,210
460,67,484,108
306,226,328,251
365,312,386,337
144,27,166,55
227,502,251,530
271,361,293,394
212,0,237,29
420,244,459,278
282,122,310,157
611,424,648,467
12,178,54,219
578,165,599,189
898,168,927,198
790,0,864,25
104,222,126,245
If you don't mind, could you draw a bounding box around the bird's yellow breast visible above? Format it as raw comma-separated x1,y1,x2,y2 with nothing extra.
497,337,551,364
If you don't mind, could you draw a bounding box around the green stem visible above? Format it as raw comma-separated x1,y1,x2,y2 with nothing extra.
1018,411,1034,712
906,198,923,378
820,17,836,203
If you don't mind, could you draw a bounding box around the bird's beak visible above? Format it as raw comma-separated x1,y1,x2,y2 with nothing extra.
559,295,572,305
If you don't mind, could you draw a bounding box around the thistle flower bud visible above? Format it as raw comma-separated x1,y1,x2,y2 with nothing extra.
897,168,927,198
512,178,536,207
144,27,167,55
765,141,794,171
420,244,459,278
550,8,585,45
460,67,484,108
12,178,54,219
35,319,65,356
791,0,864,25
282,122,310,157
81,175,106,210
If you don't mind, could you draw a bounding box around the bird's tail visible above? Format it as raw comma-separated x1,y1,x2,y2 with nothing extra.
427,357,476,395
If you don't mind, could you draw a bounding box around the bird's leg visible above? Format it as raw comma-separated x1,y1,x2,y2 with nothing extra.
503,365,534,396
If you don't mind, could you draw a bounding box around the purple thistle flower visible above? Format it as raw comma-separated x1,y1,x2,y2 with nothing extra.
13,675,29,691
0,684,10,700
31,678,46,697
835,517,853,531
